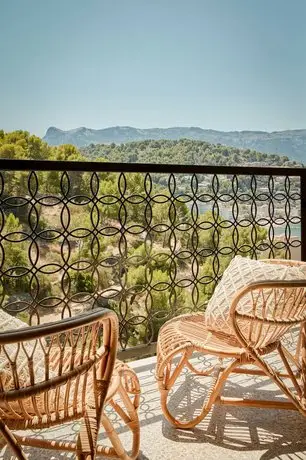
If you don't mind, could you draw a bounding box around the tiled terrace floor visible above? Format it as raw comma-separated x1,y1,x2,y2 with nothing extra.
1,334,306,460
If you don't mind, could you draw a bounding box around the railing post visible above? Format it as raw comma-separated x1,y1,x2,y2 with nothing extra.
301,171,306,262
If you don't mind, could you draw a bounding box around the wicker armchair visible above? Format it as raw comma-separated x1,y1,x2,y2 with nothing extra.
0,308,140,459
156,259,306,429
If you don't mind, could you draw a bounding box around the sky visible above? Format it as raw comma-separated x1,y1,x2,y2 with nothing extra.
0,0,306,137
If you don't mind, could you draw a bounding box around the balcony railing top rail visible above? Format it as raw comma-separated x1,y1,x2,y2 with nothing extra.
0,158,305,176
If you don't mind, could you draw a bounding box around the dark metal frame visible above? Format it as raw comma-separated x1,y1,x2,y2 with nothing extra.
0,158,304,176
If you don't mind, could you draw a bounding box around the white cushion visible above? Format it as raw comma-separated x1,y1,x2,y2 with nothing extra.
205,256,306,337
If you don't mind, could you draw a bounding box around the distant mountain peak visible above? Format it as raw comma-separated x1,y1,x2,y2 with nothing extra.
45,126,63,135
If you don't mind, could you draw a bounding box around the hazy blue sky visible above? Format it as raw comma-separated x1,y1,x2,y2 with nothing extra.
1,0,305,136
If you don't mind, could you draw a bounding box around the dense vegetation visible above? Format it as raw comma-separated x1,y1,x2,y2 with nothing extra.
0,130,297,345
0,129,83,162
81,138,300,167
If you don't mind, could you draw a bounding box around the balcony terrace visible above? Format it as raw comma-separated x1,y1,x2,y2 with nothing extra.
1,335,305,460
0,159,305,459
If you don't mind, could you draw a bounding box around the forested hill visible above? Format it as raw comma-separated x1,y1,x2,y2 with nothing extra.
0,130,302,168
81,139,301,167
44,126,306,162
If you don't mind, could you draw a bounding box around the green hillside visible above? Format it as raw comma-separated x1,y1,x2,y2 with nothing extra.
44,126,306,163
0,130,301,168
81,138,301,167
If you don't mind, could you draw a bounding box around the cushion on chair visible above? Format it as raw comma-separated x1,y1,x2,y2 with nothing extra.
204,256,306,338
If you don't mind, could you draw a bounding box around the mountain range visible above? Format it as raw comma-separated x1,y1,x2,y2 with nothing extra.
43,126,306,162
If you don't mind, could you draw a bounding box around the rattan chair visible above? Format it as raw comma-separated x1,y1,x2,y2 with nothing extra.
0,308,140,459
156,259,306,429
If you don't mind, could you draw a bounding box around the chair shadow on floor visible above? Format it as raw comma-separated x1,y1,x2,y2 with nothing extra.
161,370,306,460
2,358,305,460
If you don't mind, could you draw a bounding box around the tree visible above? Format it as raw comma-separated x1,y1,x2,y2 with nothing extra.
0,213,51,302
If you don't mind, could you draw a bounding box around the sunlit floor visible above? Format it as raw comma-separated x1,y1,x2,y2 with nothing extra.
1,330,306,460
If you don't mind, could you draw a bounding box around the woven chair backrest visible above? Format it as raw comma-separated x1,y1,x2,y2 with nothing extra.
0,308,118,419
231,276,306,350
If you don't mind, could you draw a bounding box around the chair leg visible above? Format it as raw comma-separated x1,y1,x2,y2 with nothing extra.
245,346,306,417
0,419,28,460
100,414,131,460
158,353,240,429
98,397,139,460
95,363,140,460
77,408,99,460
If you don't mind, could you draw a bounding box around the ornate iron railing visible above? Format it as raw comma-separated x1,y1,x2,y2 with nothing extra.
0,159,305,358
